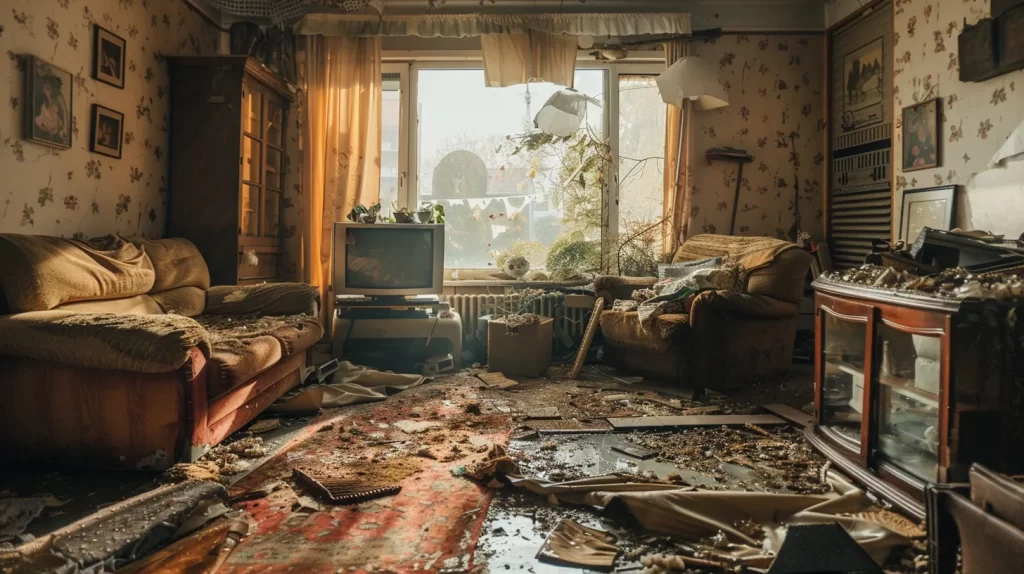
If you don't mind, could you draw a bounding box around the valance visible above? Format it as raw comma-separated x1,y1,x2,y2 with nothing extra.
294,12,691,38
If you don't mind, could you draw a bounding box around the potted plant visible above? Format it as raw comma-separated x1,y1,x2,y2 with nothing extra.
392,202,415,223
416,204,433,223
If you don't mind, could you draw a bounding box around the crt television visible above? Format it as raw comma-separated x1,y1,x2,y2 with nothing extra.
332,222,445,297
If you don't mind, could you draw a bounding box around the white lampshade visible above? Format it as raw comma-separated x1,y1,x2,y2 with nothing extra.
534,89,603,136
656,56,729,111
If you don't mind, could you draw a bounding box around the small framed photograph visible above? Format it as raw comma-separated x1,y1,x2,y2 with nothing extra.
23,56,73,149
900,185,957,243
90,104,124,159
901,98,941,172
93,25,126,89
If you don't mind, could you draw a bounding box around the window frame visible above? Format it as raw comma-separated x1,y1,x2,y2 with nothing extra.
386,58,665,272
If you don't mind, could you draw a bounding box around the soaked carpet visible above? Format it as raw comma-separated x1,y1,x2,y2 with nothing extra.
221,383,510,573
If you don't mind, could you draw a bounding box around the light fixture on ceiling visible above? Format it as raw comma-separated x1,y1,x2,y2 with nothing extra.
533,89,603,137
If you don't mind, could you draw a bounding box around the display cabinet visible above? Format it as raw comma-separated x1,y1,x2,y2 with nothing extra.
808,279,1024,521
167,56,294,286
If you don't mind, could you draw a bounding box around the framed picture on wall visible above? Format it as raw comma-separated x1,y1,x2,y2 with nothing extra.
93,25,126,89
23,56,73,149
902,98,941,172
899,185,957,243
89,104,124,159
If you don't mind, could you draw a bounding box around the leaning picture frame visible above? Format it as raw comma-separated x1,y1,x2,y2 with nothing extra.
899,185,957,243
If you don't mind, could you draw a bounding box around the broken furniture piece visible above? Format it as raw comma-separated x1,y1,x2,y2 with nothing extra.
0,234,322,470
596,234,812,392
293,468,402,504
705,147,754,235
927,463,1024,574
808,273,1024,521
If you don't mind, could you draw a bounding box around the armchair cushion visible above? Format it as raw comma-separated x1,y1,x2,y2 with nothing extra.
0,310,210,373
205,283,320,317
689,290,801,321
600,310,689,354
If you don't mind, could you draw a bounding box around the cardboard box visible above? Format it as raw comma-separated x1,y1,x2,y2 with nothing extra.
487,317,553,377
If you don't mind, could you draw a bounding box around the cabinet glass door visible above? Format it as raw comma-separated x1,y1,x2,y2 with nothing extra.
874,324,941,481
821,311,868,445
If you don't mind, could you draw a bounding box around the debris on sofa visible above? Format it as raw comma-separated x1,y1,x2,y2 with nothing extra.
537,519,619,570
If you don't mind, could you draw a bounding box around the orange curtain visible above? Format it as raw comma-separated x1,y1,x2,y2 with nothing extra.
662,39,691,258
299,36,382,327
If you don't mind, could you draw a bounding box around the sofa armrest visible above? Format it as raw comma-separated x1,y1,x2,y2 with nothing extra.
0,310,210,373
205,283,320,317
594,276,657,307
690,290,799,321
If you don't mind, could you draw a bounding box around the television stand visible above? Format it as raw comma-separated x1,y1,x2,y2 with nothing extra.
332,296,462,373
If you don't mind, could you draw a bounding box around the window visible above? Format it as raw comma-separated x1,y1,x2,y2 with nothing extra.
383,62,666,272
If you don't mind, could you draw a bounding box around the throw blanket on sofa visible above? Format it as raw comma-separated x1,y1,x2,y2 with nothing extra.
0,311,211,373
673,234,797,272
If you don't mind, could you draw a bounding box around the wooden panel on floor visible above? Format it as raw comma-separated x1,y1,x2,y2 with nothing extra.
606,414,786,430
761,403,816,428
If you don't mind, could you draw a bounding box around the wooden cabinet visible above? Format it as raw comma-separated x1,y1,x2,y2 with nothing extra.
167,56,294,286
808,280,1024,521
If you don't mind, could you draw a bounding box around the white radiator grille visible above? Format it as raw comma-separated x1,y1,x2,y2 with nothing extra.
444,293,592,342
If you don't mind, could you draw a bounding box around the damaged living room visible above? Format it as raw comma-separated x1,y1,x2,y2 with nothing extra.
4,0,1024,571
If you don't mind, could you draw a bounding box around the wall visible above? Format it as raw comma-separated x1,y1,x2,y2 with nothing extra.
687,34,826,240
893,0,1024,238
825,0,875,28
0,0,221,238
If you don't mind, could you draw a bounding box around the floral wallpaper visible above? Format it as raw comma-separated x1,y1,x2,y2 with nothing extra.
0,0,220,238
688,34,826,241
893,0,1024,236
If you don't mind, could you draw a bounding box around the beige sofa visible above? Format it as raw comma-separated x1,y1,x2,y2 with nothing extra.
0,233,323,470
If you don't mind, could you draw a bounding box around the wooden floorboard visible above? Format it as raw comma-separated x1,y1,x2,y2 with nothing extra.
606,414,786,429
761,403,816,428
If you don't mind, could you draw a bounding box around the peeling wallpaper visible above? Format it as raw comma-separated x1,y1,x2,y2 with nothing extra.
0,0,220,238
893,0,1024,237
688,34,826,241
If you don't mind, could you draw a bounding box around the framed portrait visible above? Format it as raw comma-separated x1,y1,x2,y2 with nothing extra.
841,38,885,130
89,104,124,159
899,185,957,243
93,25,126,89
23,56,73,149
902,99,941,172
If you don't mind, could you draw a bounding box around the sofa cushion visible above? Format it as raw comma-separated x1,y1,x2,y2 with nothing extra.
206,335,284,397
56,294,164,315
0,234,155,313
205,283,320,317
673,234,796,273
0,310,210,373
600,310,689,354
125,235,210,293
151,286,207,317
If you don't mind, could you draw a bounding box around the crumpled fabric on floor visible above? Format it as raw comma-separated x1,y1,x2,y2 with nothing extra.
268,361,426,413
466,448,913,568
538,519,619,570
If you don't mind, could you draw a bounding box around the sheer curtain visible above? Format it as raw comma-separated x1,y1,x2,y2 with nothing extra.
299,36,381,326
663,39,691,257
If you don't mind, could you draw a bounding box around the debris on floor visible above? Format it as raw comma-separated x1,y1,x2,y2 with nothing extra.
537,518,619,570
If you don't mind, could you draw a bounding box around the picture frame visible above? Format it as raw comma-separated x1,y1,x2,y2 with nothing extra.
899,185,957,243
93,25,126,89
89,104,124,159
22,56,73,149
841,37,885,130
901,98,941,172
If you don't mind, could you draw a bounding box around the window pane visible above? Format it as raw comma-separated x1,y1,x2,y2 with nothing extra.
618,75,666,275
380,73,401,213
416,68,605,269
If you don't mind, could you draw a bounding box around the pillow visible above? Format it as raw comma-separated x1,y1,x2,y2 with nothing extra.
124,235,211,293
658,257,723,280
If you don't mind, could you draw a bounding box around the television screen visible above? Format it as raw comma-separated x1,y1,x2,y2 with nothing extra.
345,227,436,290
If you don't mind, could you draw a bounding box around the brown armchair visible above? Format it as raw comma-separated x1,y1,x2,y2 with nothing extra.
596,234,811,392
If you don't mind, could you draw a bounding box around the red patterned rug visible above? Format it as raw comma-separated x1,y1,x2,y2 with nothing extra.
222,382,510,573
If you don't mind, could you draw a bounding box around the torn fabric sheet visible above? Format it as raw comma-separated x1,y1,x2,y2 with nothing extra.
268,361,425,413
464,447,914,569
988,118,1024,168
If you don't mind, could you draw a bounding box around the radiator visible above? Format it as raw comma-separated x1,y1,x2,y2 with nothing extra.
444,293,594,343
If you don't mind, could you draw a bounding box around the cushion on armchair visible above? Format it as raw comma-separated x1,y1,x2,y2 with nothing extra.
600,310,689,354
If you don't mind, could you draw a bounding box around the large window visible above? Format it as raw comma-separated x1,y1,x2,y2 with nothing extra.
383,62,666,272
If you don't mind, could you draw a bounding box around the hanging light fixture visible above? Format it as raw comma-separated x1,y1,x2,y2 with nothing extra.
655,56,729,111
533,89,603,137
